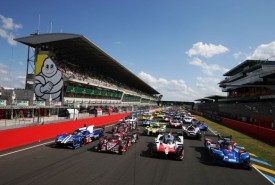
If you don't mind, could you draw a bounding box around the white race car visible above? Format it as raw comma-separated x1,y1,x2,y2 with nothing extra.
182,116,194,123
120,115,137,123
182,125,202,139
150,133,184,160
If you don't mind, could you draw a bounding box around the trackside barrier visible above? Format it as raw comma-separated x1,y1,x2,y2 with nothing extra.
0,113,130,151
221,117,275,145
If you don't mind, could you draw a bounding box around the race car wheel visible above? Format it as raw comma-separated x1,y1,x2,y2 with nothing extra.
243,158,251,170
118,145,123,155
150,145,157,157
150,148,154,157
136,134,139,142
80,139,85,147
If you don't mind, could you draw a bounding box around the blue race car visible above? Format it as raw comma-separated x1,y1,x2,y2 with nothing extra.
55,125,104,149
196,121,208,131
204,136,251,169
141,119,151,126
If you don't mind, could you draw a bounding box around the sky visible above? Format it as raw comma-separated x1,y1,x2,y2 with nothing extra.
1,0,275,102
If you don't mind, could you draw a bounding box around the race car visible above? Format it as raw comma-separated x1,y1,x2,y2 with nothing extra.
112,122,134,133
182,115,195,124
120,115,137,123
141,119,151,126
55,125,104,149
196,121,208,131
204,136,251,169
95,132,138,154
144,123,166,136
149,132,184,160
182,124,202,139
192,119,208,131
169,119,183,128
163,116,173,122
139,112,153,121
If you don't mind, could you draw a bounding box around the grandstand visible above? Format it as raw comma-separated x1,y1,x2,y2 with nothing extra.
194,59,275,129
0,33,162,121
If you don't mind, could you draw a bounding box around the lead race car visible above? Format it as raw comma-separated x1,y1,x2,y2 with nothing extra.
204,135,251,169
55,125,104,149
150,132,184,160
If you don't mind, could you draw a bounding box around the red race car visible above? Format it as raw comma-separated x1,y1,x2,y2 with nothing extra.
96,132,138,154
112,121,136,133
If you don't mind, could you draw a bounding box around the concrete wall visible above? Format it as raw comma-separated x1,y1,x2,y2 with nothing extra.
0,113,129,151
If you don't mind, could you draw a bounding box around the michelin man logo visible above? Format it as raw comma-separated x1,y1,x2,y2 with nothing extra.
35,57,63,101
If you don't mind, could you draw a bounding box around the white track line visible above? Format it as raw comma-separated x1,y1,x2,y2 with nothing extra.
0,140,54,158
252,165,275,185
0,123,116,157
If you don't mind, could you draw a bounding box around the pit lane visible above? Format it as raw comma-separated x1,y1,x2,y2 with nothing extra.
0,124,272,185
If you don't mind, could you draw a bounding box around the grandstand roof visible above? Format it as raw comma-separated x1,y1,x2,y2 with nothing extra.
223,60,275,76
204,95,226,100
15,33,160,95
223,60,260,76
194,98,213,102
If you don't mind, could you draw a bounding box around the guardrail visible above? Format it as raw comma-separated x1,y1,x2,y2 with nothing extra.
221,117,275,145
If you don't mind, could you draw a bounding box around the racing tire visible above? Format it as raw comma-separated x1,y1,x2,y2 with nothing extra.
149,145,157,158
80,139,85,147
149,148,154,158
136,134,139,142
118,146,124,155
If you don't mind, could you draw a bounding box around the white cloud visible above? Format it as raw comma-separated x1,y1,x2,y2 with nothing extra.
186,42,229,58
233,51,243,59
189,57,229,76
138,71,200,101
246,41,275,60
0,63,25,88
0,15,22,30
114,41,121,45
196,76,226,96
0,15,22,46
196,76,220,84
137,71,227,101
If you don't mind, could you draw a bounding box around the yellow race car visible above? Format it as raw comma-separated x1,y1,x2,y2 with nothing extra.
144,122,166,136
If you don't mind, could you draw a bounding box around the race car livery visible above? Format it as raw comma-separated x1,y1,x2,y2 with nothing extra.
192,119,208,131
141,119,151,126
96,132,138,154
182,116,194,124
169,119,183,128
144,123,166,136
182,124,202,139
55,125,104,149
139,112,153,121
204,135,251,169
150,133,184,160
119,115,137,123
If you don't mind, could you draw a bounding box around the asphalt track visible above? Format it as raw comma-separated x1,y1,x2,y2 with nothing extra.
0,125,272,185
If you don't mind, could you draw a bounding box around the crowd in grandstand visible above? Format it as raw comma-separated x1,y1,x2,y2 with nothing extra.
55,58,157,101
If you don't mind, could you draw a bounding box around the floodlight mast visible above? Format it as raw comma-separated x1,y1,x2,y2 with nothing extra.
25,43,37,91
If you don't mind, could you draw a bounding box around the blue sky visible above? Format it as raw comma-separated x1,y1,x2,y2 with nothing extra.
1,0,275,101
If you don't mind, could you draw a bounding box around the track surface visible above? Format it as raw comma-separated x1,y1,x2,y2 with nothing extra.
0,124,272,185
